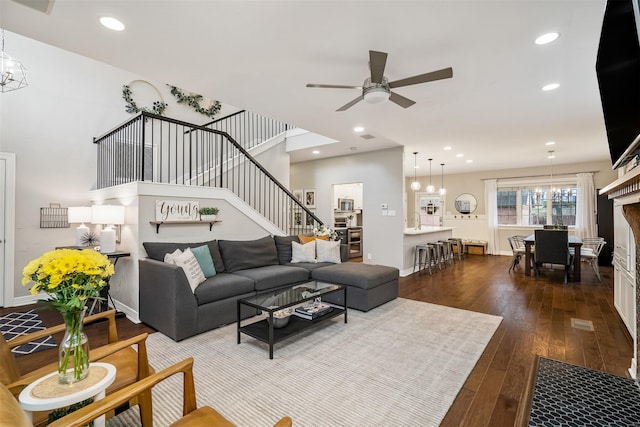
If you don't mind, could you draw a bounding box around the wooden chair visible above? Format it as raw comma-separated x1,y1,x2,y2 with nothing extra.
1,309,153,426
46,357,293,427
533,229,572,283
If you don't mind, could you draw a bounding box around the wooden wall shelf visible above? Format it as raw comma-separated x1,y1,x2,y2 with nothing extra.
149,220,221,233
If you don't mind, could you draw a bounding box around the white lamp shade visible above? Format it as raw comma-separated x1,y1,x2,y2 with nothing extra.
92,205,125,225
68,206,92,224
410,181,421,191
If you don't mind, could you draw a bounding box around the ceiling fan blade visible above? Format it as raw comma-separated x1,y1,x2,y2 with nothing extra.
306,83,362,89
389,91,416,108
336,96,363,112
369,50,388,84
389,67,453,89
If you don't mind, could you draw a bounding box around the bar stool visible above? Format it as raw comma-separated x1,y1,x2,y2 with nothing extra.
439,240,455,267
433,241,446,269
413,244,436,275
448,237,464,262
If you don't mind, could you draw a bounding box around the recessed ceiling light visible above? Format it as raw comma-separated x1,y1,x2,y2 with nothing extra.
456,153,464,158
542,83,560,91
535,32,560,45
100,16,125,31
466,159,473,163
312,150,320,154
443,146,452,151
545,141,556,146
353,126,364,132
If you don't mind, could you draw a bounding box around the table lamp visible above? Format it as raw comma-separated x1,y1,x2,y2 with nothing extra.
67,206,92,247
91,205,125,254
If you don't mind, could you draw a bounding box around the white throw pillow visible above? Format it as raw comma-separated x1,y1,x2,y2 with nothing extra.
291,241,317,263
172,248,206,292
164,248,183,264
316,239,341,264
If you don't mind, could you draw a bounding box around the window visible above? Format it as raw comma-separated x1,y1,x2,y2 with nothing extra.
497,182,577,226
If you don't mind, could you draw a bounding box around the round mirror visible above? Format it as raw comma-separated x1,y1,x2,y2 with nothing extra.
454,193,477,214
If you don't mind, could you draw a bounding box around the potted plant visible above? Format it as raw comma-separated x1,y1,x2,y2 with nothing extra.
199,207,219,221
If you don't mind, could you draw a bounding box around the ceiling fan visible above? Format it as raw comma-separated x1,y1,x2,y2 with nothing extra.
306,50,453,112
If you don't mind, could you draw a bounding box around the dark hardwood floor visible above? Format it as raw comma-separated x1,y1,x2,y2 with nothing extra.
400,253,631,426
2,254,630,426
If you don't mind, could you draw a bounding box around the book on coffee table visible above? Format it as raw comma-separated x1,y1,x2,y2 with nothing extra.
294,302,333,320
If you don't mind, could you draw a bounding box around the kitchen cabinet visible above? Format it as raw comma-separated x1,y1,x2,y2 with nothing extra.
333,183,363,210
348,227,363,258
613,202,636,339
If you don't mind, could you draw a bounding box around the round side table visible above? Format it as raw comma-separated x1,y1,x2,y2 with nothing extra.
19,362,116,427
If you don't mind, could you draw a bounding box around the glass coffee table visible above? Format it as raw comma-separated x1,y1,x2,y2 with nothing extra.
237,281,347,359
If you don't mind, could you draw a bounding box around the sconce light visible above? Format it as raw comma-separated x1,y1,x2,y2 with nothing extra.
67,206,92,247
92,205,125,254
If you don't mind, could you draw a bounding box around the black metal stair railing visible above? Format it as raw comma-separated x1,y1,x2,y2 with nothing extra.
203,110,292,151
93,112,321,234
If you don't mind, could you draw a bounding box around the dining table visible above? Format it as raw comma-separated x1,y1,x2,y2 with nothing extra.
524,234,583,282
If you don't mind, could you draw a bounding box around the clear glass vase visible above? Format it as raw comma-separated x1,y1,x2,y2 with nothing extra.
58,307,90,384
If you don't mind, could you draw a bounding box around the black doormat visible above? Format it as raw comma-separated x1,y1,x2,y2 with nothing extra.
526,357,640,426
0,309,57,356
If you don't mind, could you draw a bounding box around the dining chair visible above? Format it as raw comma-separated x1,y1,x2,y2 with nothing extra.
533,229,572,283
508,236,523,272
46,357,293,427
1,309,153,427
580,237,606,281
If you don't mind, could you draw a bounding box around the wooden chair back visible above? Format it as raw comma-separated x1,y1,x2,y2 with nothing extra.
1,309,119,388
0,382,31,427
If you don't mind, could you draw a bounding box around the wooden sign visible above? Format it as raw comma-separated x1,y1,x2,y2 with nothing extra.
155,200,200,221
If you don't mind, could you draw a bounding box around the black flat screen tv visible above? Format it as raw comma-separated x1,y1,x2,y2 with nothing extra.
596,0,640,170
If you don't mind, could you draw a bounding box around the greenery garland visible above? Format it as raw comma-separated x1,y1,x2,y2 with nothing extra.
122,84,167,116
168,85,221,119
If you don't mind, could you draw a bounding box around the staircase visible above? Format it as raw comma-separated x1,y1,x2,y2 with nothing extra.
93,111,321,234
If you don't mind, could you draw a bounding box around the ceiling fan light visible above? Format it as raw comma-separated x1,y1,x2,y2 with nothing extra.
363,88,390,104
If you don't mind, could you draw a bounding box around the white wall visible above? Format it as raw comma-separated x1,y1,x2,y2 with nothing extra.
291,147,405,270
0,32,241,303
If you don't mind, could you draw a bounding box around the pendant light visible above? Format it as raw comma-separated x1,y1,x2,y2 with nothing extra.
426,158,435,193
439,163,447,195
548,150,559,202
0,29,28,93
410,152,421,191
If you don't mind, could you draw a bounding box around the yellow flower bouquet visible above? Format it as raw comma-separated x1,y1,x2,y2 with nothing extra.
22,249,114,383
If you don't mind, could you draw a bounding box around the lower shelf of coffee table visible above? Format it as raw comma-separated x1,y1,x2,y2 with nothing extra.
240,308,346,345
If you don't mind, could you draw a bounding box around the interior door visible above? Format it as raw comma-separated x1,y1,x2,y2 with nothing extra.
597,191,614,266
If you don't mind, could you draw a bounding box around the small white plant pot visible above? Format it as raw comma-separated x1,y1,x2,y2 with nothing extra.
201,214,217,221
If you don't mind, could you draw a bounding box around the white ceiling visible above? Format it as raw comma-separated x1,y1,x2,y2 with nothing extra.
0,0,612,176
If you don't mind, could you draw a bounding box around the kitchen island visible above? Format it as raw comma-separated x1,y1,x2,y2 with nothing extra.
402,226,454,276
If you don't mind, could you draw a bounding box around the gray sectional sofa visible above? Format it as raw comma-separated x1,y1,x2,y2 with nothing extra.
139,235,399,341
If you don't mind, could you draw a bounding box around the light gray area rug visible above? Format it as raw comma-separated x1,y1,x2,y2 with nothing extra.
108,298,502,427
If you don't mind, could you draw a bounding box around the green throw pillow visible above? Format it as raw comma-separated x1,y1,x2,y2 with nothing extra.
190,245,216,278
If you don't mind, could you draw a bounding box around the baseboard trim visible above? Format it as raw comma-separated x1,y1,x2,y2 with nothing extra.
110,299,140,324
